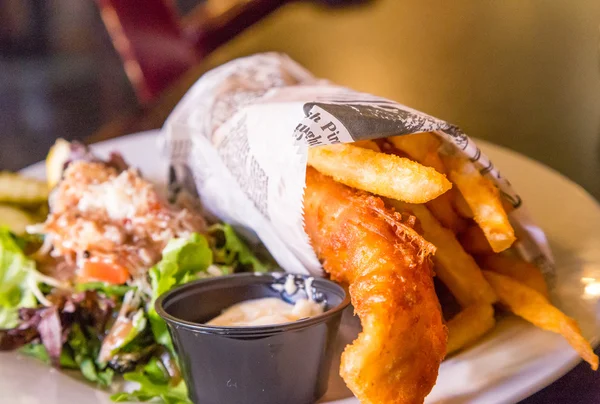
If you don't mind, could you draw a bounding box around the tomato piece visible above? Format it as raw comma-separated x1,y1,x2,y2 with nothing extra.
79,259,130,285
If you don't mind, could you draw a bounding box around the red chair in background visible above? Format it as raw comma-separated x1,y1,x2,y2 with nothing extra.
95,0,369,105
95,0,292,104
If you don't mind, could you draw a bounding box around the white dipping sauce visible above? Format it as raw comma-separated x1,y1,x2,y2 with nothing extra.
206,297,324,327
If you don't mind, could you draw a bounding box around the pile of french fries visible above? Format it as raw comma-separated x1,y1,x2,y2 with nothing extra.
308,132,598,369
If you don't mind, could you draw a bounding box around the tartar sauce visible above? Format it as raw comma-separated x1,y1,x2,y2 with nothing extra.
206,297,324,327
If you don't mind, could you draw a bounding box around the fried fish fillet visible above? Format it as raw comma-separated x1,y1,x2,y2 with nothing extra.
304,167,447,404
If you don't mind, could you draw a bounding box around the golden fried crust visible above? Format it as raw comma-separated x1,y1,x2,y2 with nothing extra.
304,167,447,404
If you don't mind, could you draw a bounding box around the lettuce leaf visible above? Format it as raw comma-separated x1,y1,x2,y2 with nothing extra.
20,343,78,369
75,282,133,297
111,357,191,403
117,228,267,403
68,322,115,386
121,233,212,403
0,227,40,328
147,233,212,350
209,224,268,273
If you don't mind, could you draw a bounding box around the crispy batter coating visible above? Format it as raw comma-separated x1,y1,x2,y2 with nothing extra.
304,167,447,404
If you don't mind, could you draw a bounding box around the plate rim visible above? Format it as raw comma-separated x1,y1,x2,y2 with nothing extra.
14,130,600,404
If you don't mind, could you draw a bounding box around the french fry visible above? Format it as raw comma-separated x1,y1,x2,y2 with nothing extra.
427,196,468,234
434,275,462,321
388,132,445,173
453,190,474,218
483,270,599,370
353,140,381,152
447,304,496,354
478,254,549,298
388,200,497,306
459,225,494,255
308,143,451,204
388,133,467,233
444,156,515,252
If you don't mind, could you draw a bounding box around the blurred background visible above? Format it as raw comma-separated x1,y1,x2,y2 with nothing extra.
0,0,134,168
1,0,599,203
1,1,600,402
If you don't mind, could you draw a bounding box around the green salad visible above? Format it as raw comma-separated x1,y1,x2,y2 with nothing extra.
0,140,269,403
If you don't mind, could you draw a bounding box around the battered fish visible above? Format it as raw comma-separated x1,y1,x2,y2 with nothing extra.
304,167,447,404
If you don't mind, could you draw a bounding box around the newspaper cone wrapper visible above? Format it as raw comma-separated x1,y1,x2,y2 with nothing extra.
163,53,555,400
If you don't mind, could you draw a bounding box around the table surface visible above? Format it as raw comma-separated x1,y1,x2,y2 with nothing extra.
89,1,600,403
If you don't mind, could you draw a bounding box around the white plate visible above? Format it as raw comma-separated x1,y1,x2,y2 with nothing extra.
3,131,599,404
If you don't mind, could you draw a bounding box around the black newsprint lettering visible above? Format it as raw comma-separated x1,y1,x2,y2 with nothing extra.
296,123,311,133
480,160,494,175
320,121,337,132
500,190,522,209
305,131,322,146
294,123,306,141
295,123,323,145
307,111,321,123
469,148,481,163
321,121,341,143
327,132,340,143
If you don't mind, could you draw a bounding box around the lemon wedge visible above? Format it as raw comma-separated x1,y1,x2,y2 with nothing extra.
46,138,71,189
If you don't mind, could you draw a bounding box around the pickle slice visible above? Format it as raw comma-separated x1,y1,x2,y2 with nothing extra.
0,172,49,205
0,204,36,234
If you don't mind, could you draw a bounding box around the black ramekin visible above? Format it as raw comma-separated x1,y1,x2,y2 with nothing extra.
155,272,350,404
